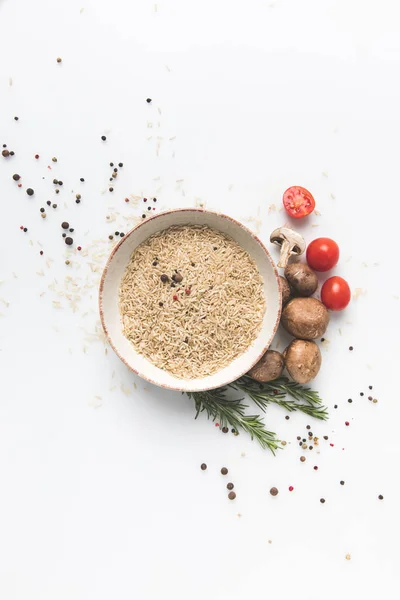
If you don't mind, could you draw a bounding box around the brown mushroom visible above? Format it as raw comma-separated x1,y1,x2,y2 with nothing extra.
281,297,329,339
247,350,285,382
284,263,318,297
270,227,306,268
284,339,321,383
279,276,292,306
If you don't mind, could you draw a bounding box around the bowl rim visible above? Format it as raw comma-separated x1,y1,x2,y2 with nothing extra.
99,207,282,391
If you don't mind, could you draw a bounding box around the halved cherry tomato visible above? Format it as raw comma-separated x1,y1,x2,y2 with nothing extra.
321,276,351,311
306,237,339,272
283,186,315,219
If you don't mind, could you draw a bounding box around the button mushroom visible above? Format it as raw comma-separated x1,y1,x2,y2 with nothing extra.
247,350,285,382
270,227,306,269
281,297,329,339
284,263,318,297
283,339,321,383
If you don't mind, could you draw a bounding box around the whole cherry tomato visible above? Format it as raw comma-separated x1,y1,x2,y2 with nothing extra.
283,186,315,219
306,237,339,272
321,276,351,311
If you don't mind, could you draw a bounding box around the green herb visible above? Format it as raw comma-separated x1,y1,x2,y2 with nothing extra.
187,388,281,454
232,376,328,421
188,376,328,452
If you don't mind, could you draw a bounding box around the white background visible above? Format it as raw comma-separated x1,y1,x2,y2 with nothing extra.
1,1,400,598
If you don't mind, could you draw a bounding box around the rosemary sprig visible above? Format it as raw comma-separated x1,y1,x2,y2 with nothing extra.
187,376,328,452
232,376,328,421
187,388,281,454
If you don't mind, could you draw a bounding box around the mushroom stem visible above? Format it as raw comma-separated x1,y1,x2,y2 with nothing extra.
277,241,294,268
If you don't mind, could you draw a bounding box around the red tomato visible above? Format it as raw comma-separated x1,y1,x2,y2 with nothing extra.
283,186,315,219
321,276,351,311
306,237,339,272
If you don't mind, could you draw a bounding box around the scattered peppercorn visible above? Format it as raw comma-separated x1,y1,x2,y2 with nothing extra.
369,385,373,390
113,168,118,173
58,180,63,186
146,98,152,103
26,188,34,196
147,206,152,211
65,260,70,265
62,233,66,238
35,154,40,159
200,463,207,471
160,274,169,283
153,197,157,202
52,157,57,162
55,189,60,194
378,495,384,500
80,178,84,182
334,405,338,409
143,198,147,202
77,246,82,251
9,151,14,156
65,237,73,245
297,436,301,440
52,204,57,209
47,201,51,206
270,487,278,496
172,272,183,283
53,179,58,184
12,174,20,181
300,456,306,462
289,486,294,491
228,491,236,500
340,481,345,485
23,227,27,232
221,426,229,433
109,235,113,240
349,346,353,351
75,198,80,204
101,135,106,141
120,233,125,237
14,116,19,121
345,421,350,426
142,214,146,219
152,261,158,266
360,392,364,396
40,250,43,255
159,302,163,307
110,162,114,167
306,425,310,430
227,483,234,490
314,466,318,470
41,213,46,219
119,162,123,167
69,228,74,233
285,415,290,420
56,57,62,63
40,207,45,213
373,398,378,404
320,498,326,504
221,467,228,475
109,187,113,192
348,398,353,403
76,194,81,200
173,295,178,301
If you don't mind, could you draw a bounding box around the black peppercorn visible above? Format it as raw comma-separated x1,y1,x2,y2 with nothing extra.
159,302,163,307
160,274,169,283
58,181,63,186
227,483,234,490
69,228,74,233
340,481,345,485
153,197,157,202
110,162,114,167
270,487,278,496
26,188,34,196
61,221,69,229
101,135,106,141
152,261,158,266
320,498,326,504
47,201,51,206
52,204,57,209
2,149,10,157
118,162,123,167
75,198,80,204
120,233,125,237
147,206,151,211
40,208,45,213
200,463,207,471
65,237,73,245
12,173,20,181
80,178,84,182
62,233,66,238
221,426,229,433
113,168,118,173
146,98,152,103
109,235,113,240
221,467,228,475
228,491,236,500
109,187,113,192
9,151,14,156
53,179,58,184
23,227,27,232
142,214,146,219
14,116,19,121
378,495,384,500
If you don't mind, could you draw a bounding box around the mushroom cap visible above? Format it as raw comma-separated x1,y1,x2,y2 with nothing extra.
279,276,292,305
270,227,306,255
284,339,321,384
284,263,318,297
247,350,285,382
281,297,329,339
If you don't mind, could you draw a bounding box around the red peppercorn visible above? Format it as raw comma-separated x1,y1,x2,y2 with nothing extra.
330,443,334,447
143,198,147,202
20,225,24,230
18,183,22,187
173,295,178,301
77,246,82,251
314,466,318,470
35,154,39,159
345,421,350,426
288,486,294,492
185,289,191,295
125,198,129,203
40,250,43,255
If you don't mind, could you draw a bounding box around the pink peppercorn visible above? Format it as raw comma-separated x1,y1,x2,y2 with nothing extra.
288,486,294,492
185,289,191,295
173,295,178,301
345,421,350,426
77,246,82,251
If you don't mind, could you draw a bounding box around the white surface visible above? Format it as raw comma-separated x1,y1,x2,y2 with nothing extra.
100,208,281,391
0,1,399,598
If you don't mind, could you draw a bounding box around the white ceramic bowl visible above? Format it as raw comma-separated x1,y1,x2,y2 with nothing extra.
99,209,281,392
